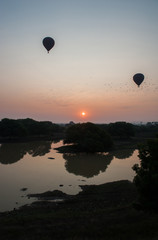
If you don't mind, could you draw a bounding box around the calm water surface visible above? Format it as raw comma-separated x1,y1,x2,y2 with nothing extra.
0,140,140,212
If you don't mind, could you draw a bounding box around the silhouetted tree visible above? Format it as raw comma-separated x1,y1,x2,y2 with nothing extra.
107,122,135,138
0,118,27,137
0,118,64,138
133,122,158,138
133,138,158,211
64,122,113,152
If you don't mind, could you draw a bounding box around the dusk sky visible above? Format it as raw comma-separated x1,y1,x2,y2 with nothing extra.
1,0,158,123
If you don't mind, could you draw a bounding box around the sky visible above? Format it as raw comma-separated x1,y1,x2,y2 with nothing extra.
0,0,158,123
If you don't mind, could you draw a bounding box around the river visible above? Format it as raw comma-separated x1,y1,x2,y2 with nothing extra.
0,140,140,212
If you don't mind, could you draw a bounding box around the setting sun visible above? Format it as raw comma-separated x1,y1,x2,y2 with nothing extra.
81,112,86,116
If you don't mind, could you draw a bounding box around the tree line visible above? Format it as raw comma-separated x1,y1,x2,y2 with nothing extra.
0,118,63,138
0,118,158,139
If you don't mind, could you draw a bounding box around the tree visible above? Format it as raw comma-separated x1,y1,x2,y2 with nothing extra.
133,138,158,211
0,118,64,138
107,122,135,138
0,118,27,137
64,122,113,152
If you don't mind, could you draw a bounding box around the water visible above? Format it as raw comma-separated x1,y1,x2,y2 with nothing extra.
0,140,140,212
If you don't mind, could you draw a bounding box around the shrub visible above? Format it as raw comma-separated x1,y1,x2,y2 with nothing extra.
133,139,158,211
64,122,113,152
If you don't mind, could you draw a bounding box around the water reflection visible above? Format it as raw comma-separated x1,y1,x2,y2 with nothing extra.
113,148,135,159
0,140,139,212
64,152,113,178
63,148,136,178
0,141,54,164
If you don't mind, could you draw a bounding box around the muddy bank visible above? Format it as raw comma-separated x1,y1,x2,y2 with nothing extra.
27,189,73,202
26,180,138,208
1,180,158,240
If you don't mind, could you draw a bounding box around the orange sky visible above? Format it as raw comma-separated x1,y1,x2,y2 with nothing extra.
1,1,158,123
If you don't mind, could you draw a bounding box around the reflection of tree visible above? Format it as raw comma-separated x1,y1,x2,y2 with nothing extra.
0,143,26,164
27,141,52,157
52,139,61,144
64,152,113,178
0,141,52,164
113,148,135,159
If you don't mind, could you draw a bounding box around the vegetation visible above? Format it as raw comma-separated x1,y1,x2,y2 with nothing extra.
133,138,158,211
64,122,113,152
0,118,158,142
107,121,135,138
0,118,63,139
98,122,134,138
99,121,158,139
133,122,158,138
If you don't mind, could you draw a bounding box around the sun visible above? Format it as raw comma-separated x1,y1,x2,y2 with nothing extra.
81,112,86,116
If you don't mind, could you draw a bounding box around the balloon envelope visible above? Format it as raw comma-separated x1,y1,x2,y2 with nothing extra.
133,73,144,87
43,37,55,53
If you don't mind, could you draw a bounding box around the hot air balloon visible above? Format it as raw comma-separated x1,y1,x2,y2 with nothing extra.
42,37,55,53
133,73,144,87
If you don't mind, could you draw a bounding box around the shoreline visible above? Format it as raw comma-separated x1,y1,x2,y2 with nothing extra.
1,179,138,214
1,180,158,239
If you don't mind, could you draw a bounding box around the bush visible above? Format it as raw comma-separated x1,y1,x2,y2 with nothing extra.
64,122,113,152
133,139,158,211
